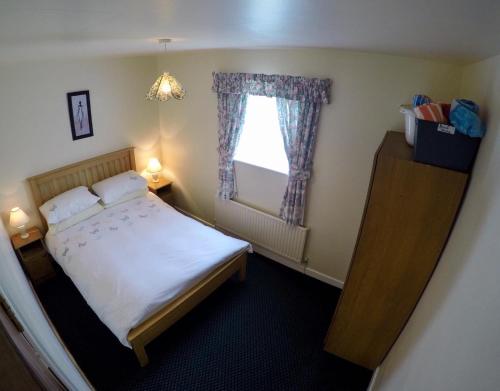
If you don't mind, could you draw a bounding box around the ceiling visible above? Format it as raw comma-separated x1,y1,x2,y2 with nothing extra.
0,0,498,63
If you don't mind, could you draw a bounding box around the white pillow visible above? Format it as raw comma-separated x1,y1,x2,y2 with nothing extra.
92,170,148,206
48,203,104,234
40,186,100,225
101,188,148,209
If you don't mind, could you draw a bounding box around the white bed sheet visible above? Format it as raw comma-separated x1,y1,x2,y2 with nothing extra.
45,192,250,347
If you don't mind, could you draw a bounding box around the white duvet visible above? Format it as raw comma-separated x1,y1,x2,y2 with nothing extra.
45,193,250,347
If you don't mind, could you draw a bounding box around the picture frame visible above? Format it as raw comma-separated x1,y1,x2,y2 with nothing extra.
67,90,94,141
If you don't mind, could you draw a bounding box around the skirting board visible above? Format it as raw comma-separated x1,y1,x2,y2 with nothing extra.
174,206,215,228
251,243,305,273
305,267,344,289
253,245,344,289
175,206,344,290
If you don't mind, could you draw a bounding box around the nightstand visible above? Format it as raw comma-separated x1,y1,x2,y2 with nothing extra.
11,227,55,286
148,177,174,205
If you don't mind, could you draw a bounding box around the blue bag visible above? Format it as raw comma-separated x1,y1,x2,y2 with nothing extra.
450,99,486,138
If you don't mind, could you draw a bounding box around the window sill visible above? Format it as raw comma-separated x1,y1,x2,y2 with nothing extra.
234,159,289,177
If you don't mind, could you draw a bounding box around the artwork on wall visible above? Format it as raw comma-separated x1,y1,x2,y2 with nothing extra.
67,90,94,140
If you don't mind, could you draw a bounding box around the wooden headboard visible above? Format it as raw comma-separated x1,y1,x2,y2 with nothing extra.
27,147,136,230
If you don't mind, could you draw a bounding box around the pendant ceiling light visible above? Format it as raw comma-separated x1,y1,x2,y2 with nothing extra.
146,39,186,101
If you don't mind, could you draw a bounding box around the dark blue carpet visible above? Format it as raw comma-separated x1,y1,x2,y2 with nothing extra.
36,253,372,391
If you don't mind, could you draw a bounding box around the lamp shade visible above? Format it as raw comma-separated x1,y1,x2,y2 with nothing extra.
147,158,162,174
10,207,30,228
146,72,185,101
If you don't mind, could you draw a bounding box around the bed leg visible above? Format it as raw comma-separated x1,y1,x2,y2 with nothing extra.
132,342,149,367
238,261,247,282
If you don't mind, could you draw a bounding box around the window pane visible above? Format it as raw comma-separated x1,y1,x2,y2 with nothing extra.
234,95,289,175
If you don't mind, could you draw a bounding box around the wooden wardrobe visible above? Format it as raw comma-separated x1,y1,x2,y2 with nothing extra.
324,131,469,369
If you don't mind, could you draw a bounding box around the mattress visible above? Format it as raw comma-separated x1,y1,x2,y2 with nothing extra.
45,192,251,347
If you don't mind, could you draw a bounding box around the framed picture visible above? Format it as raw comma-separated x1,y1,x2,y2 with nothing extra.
67,90,94,140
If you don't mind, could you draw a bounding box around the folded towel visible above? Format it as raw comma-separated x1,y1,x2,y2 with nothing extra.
412,94,432,107
450,99,485,138
440,103,451,122
414,103,447,123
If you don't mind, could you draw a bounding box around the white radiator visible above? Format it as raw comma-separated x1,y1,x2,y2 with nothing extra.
214,198,309,264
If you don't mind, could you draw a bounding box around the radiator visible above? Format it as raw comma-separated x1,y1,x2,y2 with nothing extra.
214,198,309,264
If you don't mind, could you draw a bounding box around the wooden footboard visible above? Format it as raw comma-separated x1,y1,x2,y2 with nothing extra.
128,251,247,366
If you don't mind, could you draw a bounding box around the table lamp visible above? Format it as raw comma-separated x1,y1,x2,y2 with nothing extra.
147,158,162,183
10,207,30,239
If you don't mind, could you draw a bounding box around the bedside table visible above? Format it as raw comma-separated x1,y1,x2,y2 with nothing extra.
11,227,55,286
148,177,174,205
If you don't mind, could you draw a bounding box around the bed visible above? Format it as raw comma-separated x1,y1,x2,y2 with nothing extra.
27,148,250,366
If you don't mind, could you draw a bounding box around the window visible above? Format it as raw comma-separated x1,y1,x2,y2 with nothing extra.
234,95,289,175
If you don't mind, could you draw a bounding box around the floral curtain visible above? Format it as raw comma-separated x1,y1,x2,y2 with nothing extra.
215,92,248,199
212,72,330,103
212,72,331,217
277,98,322,225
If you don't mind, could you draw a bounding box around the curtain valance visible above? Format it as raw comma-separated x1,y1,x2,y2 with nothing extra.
212,72,331,104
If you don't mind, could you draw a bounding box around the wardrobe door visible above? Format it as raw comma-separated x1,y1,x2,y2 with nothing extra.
324,131,468,369
0,314,42,390
0,295,64,390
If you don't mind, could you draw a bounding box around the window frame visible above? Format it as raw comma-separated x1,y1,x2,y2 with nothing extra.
233,94,289,176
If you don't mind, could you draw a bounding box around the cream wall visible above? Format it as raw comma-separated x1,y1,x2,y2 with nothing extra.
0,48,463,281
0,55,160,232
157,48,462,281
374,55,500,391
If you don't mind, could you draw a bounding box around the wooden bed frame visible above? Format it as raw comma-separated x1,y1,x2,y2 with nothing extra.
26,147,247,367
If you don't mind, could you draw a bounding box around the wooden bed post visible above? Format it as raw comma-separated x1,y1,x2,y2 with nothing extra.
131,341,149,367
238,258,247,281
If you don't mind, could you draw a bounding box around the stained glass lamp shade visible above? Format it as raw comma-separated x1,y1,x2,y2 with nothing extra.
146,72,185,101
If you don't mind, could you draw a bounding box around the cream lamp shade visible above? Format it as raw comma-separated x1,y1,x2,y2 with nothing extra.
147,158,162,183
146,72,186,102
146,39,186,102
10,207,30,239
